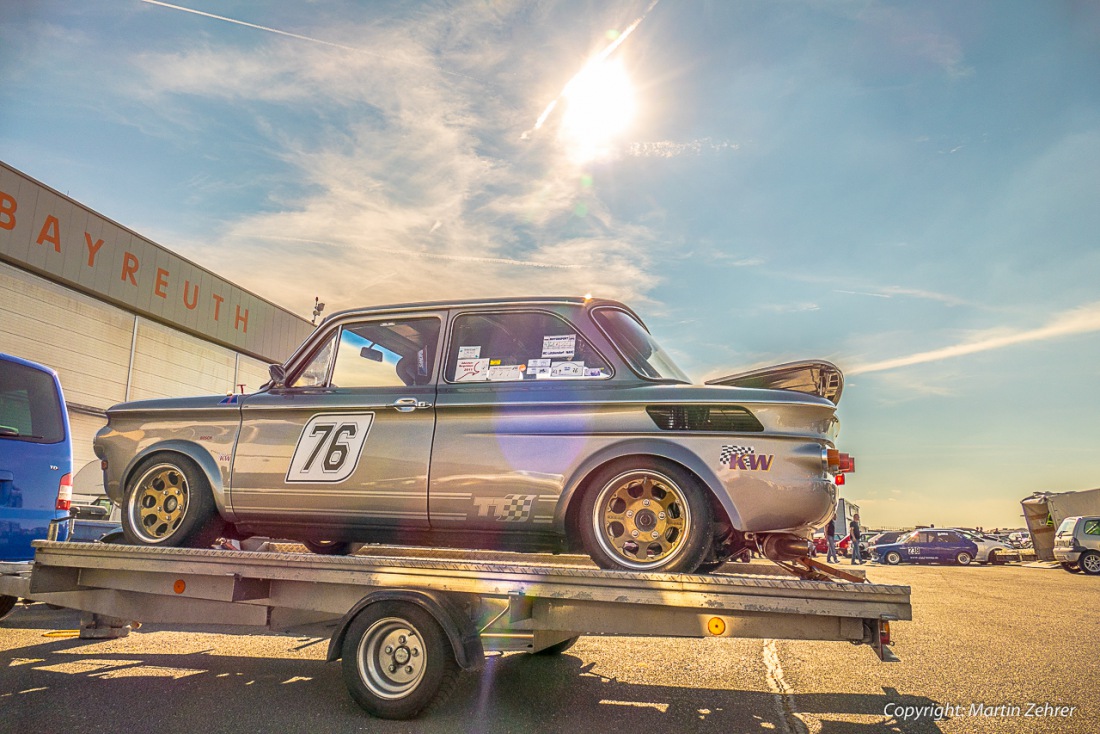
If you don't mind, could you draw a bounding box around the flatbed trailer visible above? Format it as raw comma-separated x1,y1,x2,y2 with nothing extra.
0,540,912,719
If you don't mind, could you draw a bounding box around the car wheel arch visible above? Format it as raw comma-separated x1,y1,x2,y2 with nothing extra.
119,441,230,520
558,442,740,549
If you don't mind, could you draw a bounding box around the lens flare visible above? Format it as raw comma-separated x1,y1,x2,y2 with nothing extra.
559,60,635,163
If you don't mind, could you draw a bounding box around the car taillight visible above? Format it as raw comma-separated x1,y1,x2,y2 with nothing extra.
835,474,846,486
838,453,855,473
825,448,840,473
56,472,72,511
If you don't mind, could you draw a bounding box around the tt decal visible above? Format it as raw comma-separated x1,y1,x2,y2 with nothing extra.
720,444,774,471
286,413,374,483
473,494,536,522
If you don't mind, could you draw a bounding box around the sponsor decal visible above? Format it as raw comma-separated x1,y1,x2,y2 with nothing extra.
487,365,524,381
542,334,576,359
286,413,373,483
455,357,489,382
720,445,773,471
473,494,537,522
457,345,481,359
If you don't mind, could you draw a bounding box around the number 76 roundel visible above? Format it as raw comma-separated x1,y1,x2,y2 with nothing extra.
286,413,374,483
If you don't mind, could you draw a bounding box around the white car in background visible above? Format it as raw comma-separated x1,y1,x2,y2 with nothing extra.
957,529,1018,564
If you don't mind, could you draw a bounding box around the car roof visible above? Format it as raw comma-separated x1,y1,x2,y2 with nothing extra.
319,296,638,327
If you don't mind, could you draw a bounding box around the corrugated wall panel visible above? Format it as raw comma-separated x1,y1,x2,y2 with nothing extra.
236,354,272,394
129,318,237,400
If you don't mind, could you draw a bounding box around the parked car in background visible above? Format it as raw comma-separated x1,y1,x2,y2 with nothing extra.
94,297,854,574
1053,516,1100,575
872,529,980,566
956,529,1018,565
69,497,123,543
1,353,72,620
864,531,905,560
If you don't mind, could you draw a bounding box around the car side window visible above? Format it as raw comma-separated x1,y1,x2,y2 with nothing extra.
330,318,442,388
1084,520,1100,536
290,335,336,388
444,311,611,383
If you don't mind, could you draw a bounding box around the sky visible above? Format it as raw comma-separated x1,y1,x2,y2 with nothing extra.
2,0,1098,529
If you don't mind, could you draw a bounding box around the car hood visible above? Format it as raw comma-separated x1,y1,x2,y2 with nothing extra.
705,360,844,405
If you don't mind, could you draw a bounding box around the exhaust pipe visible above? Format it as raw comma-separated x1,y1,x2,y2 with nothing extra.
759,533,812,562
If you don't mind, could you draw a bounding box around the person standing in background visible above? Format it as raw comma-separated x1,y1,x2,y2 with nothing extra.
826,513,839,563
849,513,863,564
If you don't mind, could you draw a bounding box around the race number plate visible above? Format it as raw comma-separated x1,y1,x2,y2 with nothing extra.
285,413,374,483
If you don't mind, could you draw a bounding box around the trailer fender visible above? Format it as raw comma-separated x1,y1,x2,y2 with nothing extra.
327,589,483,671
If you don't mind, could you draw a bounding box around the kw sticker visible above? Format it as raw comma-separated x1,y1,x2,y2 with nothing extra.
720,445,774,472
286,413,374,483
473,494,537,522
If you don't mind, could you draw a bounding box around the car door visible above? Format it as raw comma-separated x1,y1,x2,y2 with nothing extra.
230,314,443,532
904,531,930,562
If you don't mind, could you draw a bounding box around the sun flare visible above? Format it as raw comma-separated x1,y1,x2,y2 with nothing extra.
559,59,635,162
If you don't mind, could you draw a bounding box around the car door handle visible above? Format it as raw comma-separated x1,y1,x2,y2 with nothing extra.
392,397,433,412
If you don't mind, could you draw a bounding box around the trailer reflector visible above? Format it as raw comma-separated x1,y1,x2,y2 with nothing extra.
707,617,726,636
173,580,186,594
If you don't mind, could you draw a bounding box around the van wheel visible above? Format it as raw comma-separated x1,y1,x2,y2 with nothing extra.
303,540,351,555
579,460,713,573
884,551,901,565
0,595,17,622
122,454,223,548
1079,551,1100,575
954,551,973,566
341,601,459,719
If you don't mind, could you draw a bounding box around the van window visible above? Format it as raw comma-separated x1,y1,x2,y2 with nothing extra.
0,362,65,444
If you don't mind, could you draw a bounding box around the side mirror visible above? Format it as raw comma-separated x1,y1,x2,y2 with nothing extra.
268,363,287,387
360,347,384,362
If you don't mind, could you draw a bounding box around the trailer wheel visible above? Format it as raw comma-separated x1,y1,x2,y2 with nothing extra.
122,455,223,548
341,601,459,719
0,595,17,622
1060,562,1081,573
1079,551,1100,575
303,540,351,555
884,551,901,565
531,636,580,655
580,460,712,573
954,551,973,566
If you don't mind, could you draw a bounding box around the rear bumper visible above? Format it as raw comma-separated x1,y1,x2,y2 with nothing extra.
1053,547,1082,564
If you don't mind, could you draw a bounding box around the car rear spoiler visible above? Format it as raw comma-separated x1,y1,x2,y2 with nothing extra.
705,360,844,404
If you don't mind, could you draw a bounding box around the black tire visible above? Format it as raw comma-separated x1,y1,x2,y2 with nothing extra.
303,540,352,555
341,601,459,720
531,636,580,655
986,551,997,565
1079,551,1100,576
0,595,17,622
1061,562,1081,573
955,551,973,566
884,551,902,565
579,459,713,573
122,454,224,548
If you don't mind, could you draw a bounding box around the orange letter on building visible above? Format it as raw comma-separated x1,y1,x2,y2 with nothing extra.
154,268,169,298
121,252,140,285
0,191,15,231
182,280,199,310
36,215,61,253
234,305,249,333
211,293,225,320
85,233,105,266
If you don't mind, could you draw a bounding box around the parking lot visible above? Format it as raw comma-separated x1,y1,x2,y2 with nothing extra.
1,558,1095,734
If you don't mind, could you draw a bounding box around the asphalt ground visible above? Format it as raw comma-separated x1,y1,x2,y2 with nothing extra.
1,557,1096,734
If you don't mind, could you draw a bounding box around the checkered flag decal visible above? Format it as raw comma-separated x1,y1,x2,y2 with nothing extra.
720,445,754,466
498,494,535,522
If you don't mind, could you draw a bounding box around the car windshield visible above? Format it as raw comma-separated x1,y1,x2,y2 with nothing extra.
592,308,690,383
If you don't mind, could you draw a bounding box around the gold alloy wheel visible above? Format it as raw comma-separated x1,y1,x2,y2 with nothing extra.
593,470,691,569
127,464,190,542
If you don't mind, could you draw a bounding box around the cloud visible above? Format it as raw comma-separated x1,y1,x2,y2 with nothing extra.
848,301,1100,375
834,285,971,307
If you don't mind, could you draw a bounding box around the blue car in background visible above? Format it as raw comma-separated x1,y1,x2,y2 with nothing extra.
1,353,72,565
873,528,979,566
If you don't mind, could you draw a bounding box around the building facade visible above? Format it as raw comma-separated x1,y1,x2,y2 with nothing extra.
0,161,314,499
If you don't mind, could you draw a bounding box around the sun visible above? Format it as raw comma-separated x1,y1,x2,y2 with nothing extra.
559,59,635,163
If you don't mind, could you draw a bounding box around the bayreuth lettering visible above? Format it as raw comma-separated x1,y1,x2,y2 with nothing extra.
0,187,248,333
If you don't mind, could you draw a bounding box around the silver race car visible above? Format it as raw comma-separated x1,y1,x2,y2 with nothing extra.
94,297,852,573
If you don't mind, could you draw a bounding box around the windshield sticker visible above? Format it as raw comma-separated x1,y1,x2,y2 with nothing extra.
542,334,576,359
416,348,428,376
527,358,551,378
720,444,773,471
487,365,524,381
286,413,374,483
458,345,481,359
584,367,603,377
455,358,490,381
550,361,584,377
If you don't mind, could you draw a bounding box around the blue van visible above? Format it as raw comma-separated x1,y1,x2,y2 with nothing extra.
1,353,72,563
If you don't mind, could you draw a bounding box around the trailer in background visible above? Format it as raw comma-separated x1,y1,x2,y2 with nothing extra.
1022,488,1100,561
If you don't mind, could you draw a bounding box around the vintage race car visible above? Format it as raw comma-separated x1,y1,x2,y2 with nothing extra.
94,297,852,573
